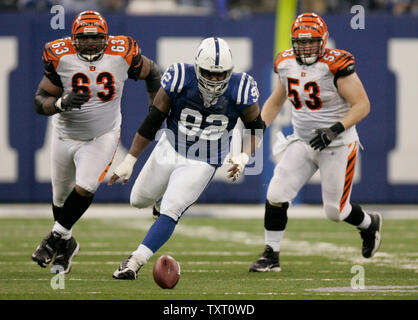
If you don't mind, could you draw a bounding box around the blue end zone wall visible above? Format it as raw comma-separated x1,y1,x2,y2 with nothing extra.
0,13,417,204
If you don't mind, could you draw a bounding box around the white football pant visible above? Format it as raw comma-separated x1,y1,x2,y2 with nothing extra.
51,128,119,206
130,133,217,221
267,140,358,221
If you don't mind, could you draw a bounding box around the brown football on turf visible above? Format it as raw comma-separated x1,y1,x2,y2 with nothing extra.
153,255,181,289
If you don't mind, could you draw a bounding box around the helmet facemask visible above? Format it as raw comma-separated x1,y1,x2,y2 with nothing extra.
292,37,322,65
194,37,233,107
195,67,232,106
73,33,108,62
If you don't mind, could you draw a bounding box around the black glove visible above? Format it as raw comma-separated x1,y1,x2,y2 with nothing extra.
54,91,89,112
309,122,345,151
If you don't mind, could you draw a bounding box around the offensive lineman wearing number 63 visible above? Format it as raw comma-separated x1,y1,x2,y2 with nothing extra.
31,11,162,274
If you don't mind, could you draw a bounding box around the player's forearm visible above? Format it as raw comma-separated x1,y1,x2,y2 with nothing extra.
261,96,285,128
128,133,152,158
38,97,59,115
340,100,370,130
261,81,287,127
34,89,59,116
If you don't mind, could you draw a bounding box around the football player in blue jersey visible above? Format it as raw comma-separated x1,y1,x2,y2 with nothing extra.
108,37,265,279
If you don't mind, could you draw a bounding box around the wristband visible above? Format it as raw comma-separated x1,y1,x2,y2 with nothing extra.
54,97,63,113
330,122,345,134
124,153,138,166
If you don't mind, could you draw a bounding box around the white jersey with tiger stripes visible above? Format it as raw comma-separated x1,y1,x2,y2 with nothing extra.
45,36,138,141
276,48,359,146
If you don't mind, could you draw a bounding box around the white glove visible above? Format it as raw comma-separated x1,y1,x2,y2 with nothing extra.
113,153,137,182
227,152,250,181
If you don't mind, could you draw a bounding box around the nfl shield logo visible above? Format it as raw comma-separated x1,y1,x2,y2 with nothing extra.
90,66,96,71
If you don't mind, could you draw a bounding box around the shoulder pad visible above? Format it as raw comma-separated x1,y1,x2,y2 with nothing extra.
105,35,141,65
161,63,189,94
320,48,355,75
274,49,295,73
43,38,75,70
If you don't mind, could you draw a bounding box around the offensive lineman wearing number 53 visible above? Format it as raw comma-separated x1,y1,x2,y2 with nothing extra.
31,11,162,274
249,13,383,272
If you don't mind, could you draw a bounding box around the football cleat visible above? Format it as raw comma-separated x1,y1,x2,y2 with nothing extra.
360,212,383,258
249,245,281,272
50,236,80,274
31,231,63,268
113,255,144,280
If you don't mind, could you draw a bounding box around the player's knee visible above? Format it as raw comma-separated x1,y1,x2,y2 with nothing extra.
324,204,343,222
267,180,295,204
160,212,180,223
130,193,154,209
159,199,183,220
75,185,94,197
268,200,284,207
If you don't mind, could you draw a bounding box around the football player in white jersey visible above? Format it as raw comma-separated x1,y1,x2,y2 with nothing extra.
31,11,162,274
108,37,265,280
249,13,383,272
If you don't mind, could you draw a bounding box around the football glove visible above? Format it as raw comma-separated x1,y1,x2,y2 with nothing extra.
110,153,138,185
309,122,345,151
54,91,89,112
227,152,250,181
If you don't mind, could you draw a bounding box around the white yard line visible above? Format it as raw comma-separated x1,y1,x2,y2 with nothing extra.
305,285,418,293
0,204,416,273
107,219,418,273
0,203,417,219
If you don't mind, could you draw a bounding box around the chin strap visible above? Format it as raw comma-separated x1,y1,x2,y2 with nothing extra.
77,52,104,62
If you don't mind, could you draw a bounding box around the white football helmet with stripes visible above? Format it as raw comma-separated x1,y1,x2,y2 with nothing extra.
194,37,233,106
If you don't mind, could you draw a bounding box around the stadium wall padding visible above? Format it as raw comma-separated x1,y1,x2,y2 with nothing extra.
0,13,417,204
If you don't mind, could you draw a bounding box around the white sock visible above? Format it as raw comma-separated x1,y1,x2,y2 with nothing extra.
358,212,372,230
132,244,153,264
265,229,285,252
52,221,72,240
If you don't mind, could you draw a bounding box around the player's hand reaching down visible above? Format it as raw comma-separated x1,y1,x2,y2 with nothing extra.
54,91,89,112
108,153,138,185
227,153,249,182
309,122,345,151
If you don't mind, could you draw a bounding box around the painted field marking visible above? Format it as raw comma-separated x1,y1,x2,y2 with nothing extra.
108,219,418,272
306,285,418,293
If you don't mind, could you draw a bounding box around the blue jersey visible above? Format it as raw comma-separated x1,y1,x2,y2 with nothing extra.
160,63,259,166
